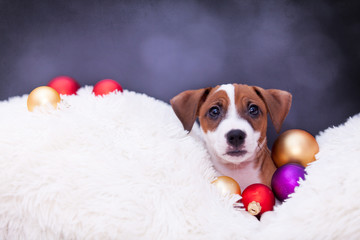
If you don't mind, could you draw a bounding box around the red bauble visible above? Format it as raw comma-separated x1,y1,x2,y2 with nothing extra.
241,184,275,216
48,76,80,95
92,79,123,96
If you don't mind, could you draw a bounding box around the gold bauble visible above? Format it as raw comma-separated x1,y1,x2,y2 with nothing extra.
271,129,319,167
27,86,61,112
211,176,241,196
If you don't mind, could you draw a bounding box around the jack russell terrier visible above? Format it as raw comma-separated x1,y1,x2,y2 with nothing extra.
170,84,292,191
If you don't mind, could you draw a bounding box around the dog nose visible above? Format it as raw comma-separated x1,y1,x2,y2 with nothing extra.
226,129,246,147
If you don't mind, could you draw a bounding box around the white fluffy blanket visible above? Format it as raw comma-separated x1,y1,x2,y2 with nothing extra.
0,87,359,240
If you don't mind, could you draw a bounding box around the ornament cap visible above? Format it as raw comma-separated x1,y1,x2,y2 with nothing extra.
247,201,261,216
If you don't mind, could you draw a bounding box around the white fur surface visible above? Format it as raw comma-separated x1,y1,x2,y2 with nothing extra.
0,87,359,239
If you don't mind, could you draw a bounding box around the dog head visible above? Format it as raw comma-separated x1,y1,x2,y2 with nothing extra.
170,84,292,165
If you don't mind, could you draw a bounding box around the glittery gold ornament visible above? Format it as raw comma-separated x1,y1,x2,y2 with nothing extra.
211,176,241,196
27,86,61,112
271,129,319,167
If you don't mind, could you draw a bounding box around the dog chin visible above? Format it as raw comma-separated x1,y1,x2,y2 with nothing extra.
216,151,254,165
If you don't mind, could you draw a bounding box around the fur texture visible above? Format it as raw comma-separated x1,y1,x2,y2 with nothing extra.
0,87,359,239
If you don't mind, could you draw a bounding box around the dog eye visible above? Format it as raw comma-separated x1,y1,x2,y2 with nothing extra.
208,106,221,119
248,104,259,116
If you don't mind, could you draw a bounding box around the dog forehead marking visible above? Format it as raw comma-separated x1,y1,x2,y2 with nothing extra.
216,84,237,119
214,84,257,140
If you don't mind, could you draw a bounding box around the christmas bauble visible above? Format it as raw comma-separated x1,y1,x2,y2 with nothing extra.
93,79,123,96
271,129,319,167
48,76,80,95
211,176,241,196
271,163,306,202
241,183,275,216
27,86,61,112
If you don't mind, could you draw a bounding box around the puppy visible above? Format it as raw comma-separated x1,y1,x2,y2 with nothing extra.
170,84,292,191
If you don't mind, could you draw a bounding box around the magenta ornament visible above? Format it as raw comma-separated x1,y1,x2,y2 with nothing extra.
271,163,306,201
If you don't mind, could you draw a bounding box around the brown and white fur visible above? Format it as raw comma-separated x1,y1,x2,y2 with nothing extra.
170,84,292,191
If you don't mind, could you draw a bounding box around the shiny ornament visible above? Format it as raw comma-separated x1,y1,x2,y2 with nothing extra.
241,184,275,216
271,129,319,167
211,176,241,196
27,86,61,112
48,75,80,95
93,79,123,96
271,163,306,202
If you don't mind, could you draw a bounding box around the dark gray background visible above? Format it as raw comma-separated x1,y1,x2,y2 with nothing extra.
1,0,359,145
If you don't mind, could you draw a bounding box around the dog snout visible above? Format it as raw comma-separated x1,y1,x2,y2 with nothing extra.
226,129,246,148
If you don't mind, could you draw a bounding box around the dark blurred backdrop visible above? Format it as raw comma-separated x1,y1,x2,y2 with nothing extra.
0,0,359,144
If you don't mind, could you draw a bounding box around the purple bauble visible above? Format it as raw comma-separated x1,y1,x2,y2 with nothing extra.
271,163,306,201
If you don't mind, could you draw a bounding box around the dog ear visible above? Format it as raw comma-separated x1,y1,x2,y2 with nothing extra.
170,87,212,132
253,86,292,133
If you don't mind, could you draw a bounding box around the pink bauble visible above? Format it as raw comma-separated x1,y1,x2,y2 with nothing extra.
93,79,123,96
48,76,80,95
